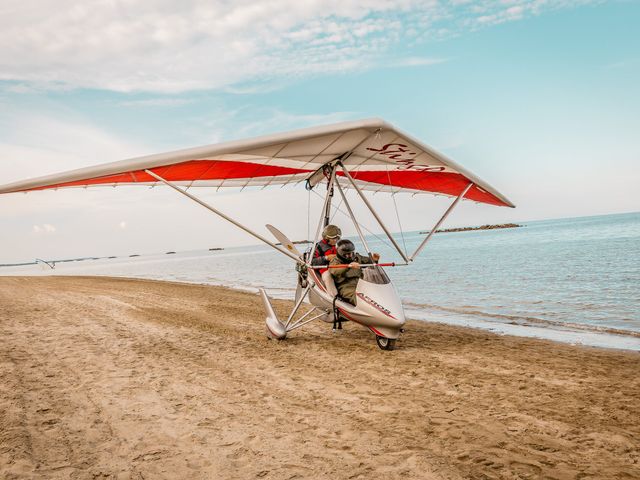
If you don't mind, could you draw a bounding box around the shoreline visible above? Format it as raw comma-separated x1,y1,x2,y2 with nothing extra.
1,276,638,479
402,304,640,352
5,271,639,352
128,275,640,352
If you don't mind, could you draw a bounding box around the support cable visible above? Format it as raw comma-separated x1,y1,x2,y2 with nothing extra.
339,162,410,263
329,196,344,224
386,165,408,258
310,189,394,252
335,178,373,255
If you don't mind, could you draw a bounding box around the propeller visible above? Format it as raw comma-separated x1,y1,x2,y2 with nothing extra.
266,224,303,258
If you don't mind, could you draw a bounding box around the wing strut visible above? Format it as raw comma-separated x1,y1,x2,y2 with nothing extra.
144,169,303,265
409,182,473,261
338,162,410,263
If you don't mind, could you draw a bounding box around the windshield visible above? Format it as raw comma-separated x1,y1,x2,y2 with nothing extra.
362,265,391,285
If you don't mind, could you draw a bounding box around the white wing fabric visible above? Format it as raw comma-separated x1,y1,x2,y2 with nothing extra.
0,118,513,207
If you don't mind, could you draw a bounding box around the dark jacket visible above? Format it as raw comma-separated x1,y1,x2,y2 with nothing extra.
311,240,336,267
329,253,372,304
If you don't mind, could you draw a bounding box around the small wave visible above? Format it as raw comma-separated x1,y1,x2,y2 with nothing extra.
403,301,640,338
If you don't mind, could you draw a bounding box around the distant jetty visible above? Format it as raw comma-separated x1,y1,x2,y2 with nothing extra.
420,223,521,234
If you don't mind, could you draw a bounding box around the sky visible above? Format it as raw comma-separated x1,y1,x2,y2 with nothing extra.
0,0,639,263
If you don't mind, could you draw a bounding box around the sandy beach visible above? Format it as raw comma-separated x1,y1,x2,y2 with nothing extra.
0,276,638,479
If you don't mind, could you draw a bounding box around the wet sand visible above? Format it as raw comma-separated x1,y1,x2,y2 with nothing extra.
0,276,638,479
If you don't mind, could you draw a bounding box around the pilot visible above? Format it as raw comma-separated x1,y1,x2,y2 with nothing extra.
311,224,342,274
330,239,380,305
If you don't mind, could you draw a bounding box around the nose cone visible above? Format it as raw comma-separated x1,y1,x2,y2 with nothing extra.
356,281,405,329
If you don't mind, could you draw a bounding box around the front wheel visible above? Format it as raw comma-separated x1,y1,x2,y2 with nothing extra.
376,336,396,351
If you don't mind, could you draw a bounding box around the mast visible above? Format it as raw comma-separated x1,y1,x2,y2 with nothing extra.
323,164,335,228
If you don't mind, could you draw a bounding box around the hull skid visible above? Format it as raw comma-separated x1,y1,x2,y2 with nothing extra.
261,289,287,340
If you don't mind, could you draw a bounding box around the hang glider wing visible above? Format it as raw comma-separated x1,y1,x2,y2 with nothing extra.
0,118,514,207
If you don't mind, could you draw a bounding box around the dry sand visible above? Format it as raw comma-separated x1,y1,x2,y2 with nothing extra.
0,276,638,480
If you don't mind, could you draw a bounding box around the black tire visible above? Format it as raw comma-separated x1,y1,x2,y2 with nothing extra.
376,336,396,351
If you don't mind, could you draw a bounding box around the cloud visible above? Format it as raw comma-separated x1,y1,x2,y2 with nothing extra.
33,224,56,234
458,0,601,29
390,57,448,67
0,0,599,93
119,98,195,108
604,58,640,69
0,112,152,181
0,112,155,223
229,110,357,138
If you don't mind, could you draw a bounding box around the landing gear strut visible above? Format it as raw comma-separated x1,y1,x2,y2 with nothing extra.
376,336,396,351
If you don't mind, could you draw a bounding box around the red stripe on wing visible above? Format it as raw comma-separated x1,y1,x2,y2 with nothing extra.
341,170,508,207
23,159,508,207
26,160,311,191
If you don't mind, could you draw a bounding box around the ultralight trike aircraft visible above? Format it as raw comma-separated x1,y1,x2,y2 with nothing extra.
0,118,514,350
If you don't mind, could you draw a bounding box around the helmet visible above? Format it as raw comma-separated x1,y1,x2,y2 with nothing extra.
322,224,342,240
336,239,355,260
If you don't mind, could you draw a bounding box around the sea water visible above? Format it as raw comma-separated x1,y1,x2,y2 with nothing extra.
2,212,639,351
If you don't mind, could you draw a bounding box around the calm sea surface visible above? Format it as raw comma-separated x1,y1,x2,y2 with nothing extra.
2,212,639,350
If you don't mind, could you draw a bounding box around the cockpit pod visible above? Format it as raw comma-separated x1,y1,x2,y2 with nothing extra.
305,264,405,349
353,266,405,338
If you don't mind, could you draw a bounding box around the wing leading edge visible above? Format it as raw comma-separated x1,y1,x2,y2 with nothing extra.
0,118,514,207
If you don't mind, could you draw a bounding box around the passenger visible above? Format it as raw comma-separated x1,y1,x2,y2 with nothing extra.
311,224,341,274
330,239,380,305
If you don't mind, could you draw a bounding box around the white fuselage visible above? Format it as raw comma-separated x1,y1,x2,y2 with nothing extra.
307,268,405,339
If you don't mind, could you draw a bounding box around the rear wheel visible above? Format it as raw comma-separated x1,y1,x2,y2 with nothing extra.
376,336,396,351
